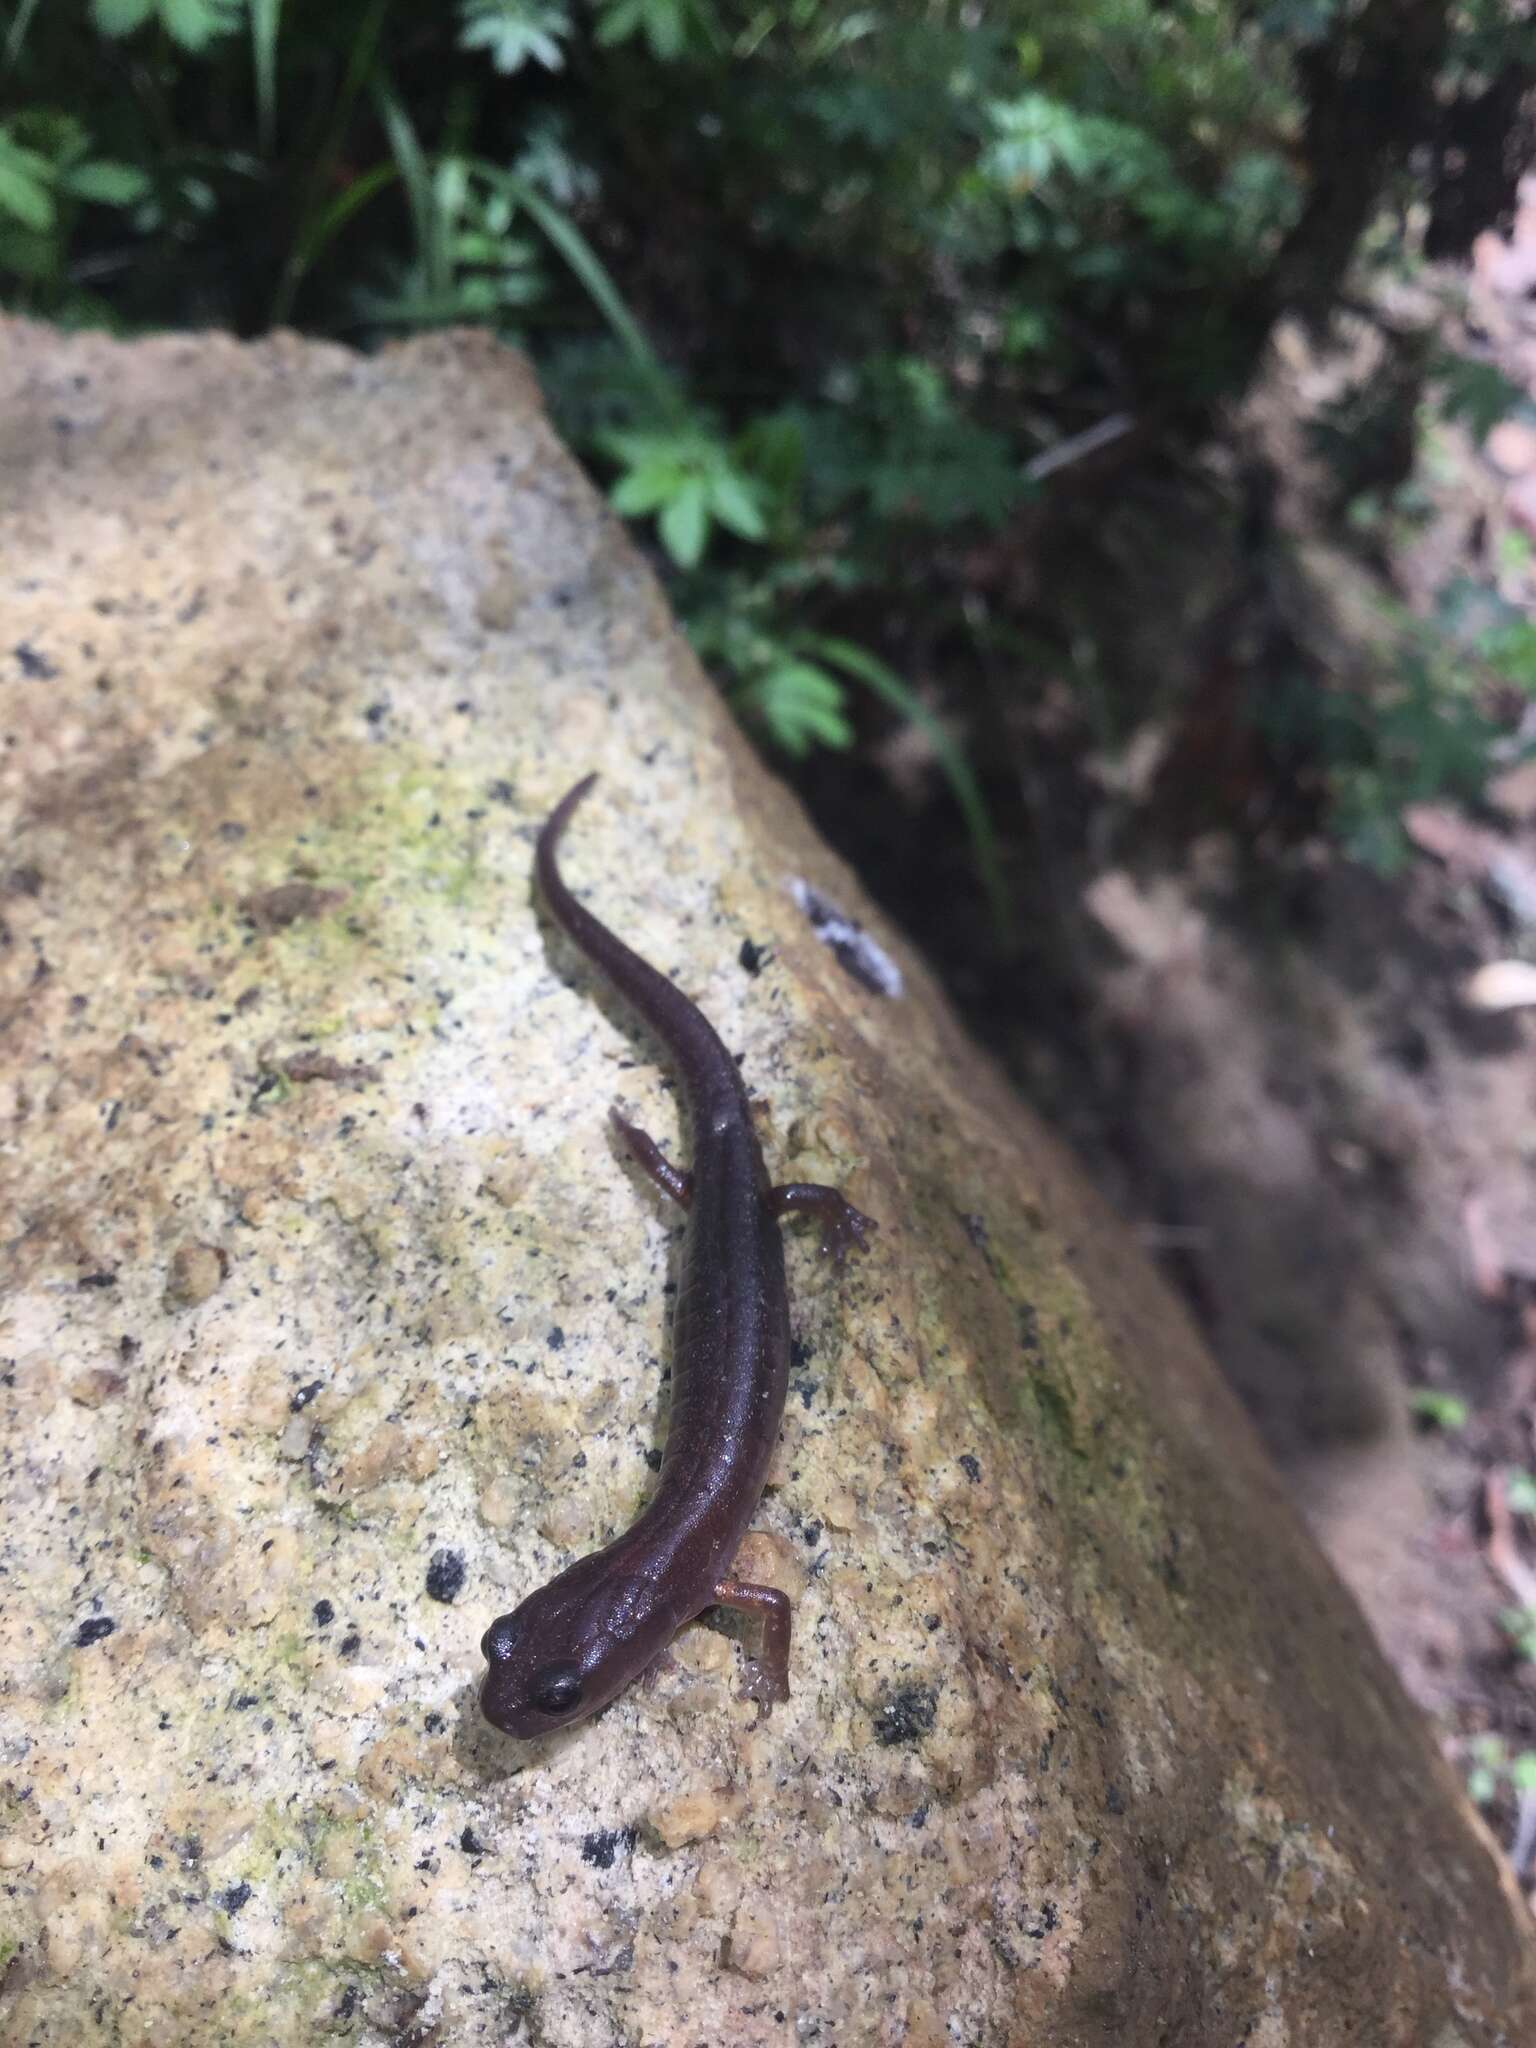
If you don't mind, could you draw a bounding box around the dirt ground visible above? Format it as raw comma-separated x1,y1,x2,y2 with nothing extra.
797,185,1536,1908
1070,202,1536,1893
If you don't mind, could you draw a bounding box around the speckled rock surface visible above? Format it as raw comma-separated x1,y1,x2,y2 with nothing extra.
2,319,1533,2047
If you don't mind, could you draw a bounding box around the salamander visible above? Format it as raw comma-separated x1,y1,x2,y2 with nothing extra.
480,775,875,1737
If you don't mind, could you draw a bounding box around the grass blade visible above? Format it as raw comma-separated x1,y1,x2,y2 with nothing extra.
271,159,397,322
250,0,281,154
2,0,43,74
373,81,439,293
268,0,389,325
801,631,1010,937
498,169,679,415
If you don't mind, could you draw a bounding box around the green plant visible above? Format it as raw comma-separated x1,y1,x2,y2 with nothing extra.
1255,579,1536,876
457,0,570,77
1,0,1529,917
0,111,147,304
605,423,766,569
1407,1388,1468,1431
91,0,243,51
1434,346,1527,443
1499,1607,1536,1663
1466,1733,1536,1804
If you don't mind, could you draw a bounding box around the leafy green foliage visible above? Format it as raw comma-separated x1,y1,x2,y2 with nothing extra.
0,109,149,300
605,424,766,568
1434,348,1526,443
1464,1733,1536,1805
2,0,1529,917
91,0,244,51
0,111,147,233
593,0,714,62
1407,1388,1468,1431
457,0,569,76
737,656,855,756
1256,574,1536,877
1501,1607,1536,1664
1468,1734,1506,1805
802,359,1025,530
0,123,54,232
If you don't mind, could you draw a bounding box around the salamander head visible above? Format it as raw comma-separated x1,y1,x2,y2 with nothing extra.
480,1559,676,1737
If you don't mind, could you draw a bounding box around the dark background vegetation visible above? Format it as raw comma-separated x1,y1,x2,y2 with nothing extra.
5,2,1533,914
11,0,1536,1841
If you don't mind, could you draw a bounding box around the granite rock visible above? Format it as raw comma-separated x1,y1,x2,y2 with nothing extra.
1,319,1534,2045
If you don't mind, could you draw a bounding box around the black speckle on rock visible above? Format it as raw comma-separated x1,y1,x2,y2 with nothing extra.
75,1615,115,1647
425,1548,466,1604
218,1881,252,1913
872,1685,938,1747
738,938,771,976
424,1712,446,1735
338,1631,361,1659
290,1379,324,1412
802,1520,822,1547
581,1827,637,1869
15,642,58,679
334,1984,361,2021
78,1270,117,1289
363,700,389,726
231,1693,258,1711
313,1599,335,1627
643,1447,663,1472
488,779,515,806
958,1453,982,1483
460,1826,486,1856
546,1326,565,1350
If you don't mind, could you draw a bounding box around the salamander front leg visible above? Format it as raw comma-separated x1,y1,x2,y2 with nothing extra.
610,1108,692,1208
713,1577,792,1708
769,1182,877,1263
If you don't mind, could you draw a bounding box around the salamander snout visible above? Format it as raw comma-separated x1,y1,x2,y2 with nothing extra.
480,1566,671,1737
481,1610,577,1736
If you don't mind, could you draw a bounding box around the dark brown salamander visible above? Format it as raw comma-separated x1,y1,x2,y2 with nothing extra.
480,775,875,1737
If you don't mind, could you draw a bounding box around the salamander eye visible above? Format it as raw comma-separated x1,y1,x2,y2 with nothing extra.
528,1661,584,1716
481,1615,524,1664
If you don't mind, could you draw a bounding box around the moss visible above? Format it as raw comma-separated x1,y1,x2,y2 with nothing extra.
272,1630,307,1670
1026,1367,1086,1465
303,1810,389,1915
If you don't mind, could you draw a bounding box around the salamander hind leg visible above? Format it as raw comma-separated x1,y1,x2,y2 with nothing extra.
610,1108,693,1208
769,1182,877,1263
713,1577,792,1708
